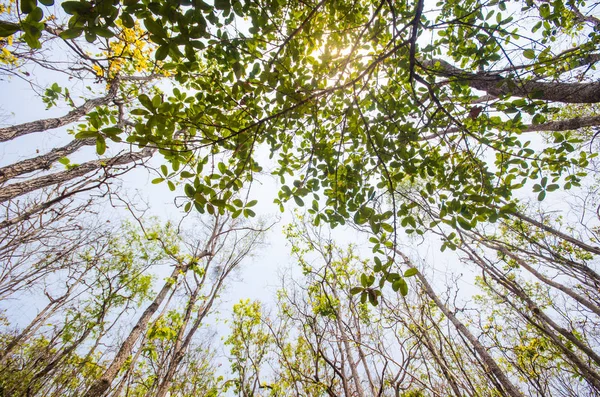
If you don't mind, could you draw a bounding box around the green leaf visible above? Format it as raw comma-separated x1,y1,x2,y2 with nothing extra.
0,21,20,37
184,184,195,198
21,0,37,14
457,217,472,230
27,7,43,22
145,18,167,39
61,1,91,14
155,45,169,61
523,49,535,59
396,278,408,296
368,290,378,306
121,13,135,29
59,28,83,40
39,0,53,5
152,178,164,184
293,196,304,207
214,0,229,10
96,137,106,155
350,287,363,295
537,190,546,201
93,27,114,38
360,291,367,304
360,273,368,287
404,268,418,277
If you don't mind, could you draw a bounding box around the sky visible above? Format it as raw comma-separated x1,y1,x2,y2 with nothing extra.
3,2,593,386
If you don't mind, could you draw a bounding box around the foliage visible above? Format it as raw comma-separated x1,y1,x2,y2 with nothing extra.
1,0,599,245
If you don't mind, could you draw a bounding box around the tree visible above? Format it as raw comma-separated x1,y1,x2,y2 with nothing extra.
3,0,600,395
0,214,265,396
1,0,599,240
226,217,600,396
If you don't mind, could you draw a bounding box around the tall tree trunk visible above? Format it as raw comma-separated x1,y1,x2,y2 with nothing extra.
155,259,235,397
0,138,95,184
0,147,154,203
482,274,600,390
83,252,210,397
463,245,600,390
412,269,524,397
0,286,76,365
329,285,366,397
503,208,600,256
422,58,600,103
486,242,600,317
0,86,117,142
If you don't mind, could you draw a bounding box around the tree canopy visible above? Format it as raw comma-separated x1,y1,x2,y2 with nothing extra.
2,0,600,395
3,0,599,242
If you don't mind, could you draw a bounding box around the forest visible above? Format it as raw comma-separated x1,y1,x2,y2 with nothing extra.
1,0,600,395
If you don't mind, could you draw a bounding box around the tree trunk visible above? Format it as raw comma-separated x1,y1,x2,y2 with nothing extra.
504,208,600,256
422,58,600,103
83,253,210,397
0,138,95,184
489,243,600,317
464,246,600,390
0,147,154,203
0,294,66,365
413,270,524,397
0,86,117,142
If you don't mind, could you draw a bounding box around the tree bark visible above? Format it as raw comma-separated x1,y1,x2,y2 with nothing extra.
487,242,600,317
422,58,600,103
503,208,600,256
410,266,524,397
0,86,117,142
0,138,95,184
0,147,154,204
423,114,600,141
83,252,210,397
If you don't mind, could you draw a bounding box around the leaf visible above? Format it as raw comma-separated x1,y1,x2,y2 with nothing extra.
214,0,229,10
537,190,546,201
404,268,418,277
184,184,195,198
121,13,135,29
350,287,363,295
360,273,368,287
152,178,164,184
398,278,409,296
61,1,92,14
155,45,169,61
27,7,43,22
523,49,535,59
368,290,378,306
145,18,167,39
360,291,367,304
96,137,106,155
457,217,472,230
59,28,83,40
21,0,37,14
293,196,304,207
93,26,114,38
0,21,20,37
39,0,53,5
